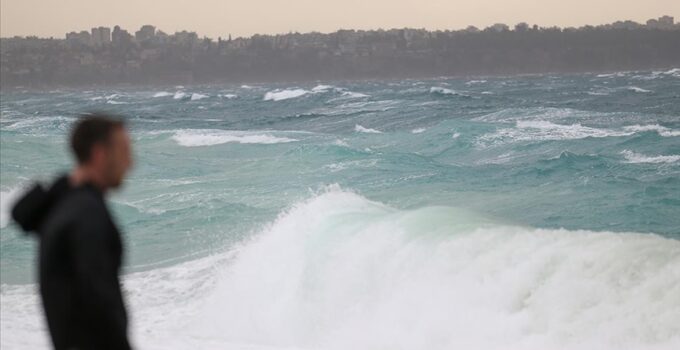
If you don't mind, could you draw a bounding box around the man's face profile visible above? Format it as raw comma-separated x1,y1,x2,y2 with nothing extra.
96,127,133,189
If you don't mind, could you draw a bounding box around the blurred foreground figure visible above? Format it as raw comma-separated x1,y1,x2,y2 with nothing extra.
12,114,134,350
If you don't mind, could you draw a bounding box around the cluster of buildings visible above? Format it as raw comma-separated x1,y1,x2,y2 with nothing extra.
58,16,677,49
646,16,676,30
64,24,200,47
1,16,678,88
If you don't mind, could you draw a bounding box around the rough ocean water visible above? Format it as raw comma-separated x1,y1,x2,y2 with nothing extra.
1,69,679,350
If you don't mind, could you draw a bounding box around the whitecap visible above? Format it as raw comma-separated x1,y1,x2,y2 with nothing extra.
621,150,680,164
355,124,382,134
190,93,209,101
596,72,626,78
341,91,369,98
626,86,652,93
171,129,299,147
3,116,75,132
465,80,487,85
311,85,335,92
153,92,173,98
263,89,310,101
587,90,610,96
411,128,426,134
187,187,680,350
430,86,470,98
477,120,634,146
173,92,187,100
623,124,680,137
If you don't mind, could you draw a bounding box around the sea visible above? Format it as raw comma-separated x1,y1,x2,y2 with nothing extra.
1,69,679,349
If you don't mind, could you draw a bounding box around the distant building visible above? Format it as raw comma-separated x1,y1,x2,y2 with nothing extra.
488,23,510,32
66,31,92,46
155,30,169,44
91,27,111,46
514,23,529,32
647,16,674,30
173,31,198,45
610,20,642,30
135,25,156,42
112,25,133,46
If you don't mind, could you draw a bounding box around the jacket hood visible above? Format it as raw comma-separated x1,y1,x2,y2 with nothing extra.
11,175,71,234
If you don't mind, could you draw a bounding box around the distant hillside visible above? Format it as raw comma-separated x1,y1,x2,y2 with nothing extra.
2,17,679,88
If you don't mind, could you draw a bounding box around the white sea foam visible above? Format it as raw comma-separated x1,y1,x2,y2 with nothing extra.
662,68,680,78
2,188,680,349
477,120,635,146
173,92,188,100
188,188,680,349
635,68,680,80
263,89,310,101
411,128,427,134
623,124,680,137
354,124,382,134
466,80,487,85
474,107,595,123
311,85,335,92
621,150,680,164
626,86,652,93
452,132,461,139
596,72,627,78
341,91,369,98
106,100,129,105
2,116,75,132
191,93,210,101
153,91,174,98
430,86,470,97
220,94,238,99
172,129,299,147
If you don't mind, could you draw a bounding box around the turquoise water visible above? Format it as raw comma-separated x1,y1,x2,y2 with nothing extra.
1,70,679,349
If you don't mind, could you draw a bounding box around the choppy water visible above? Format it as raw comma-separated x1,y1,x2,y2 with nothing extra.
1,69,680,349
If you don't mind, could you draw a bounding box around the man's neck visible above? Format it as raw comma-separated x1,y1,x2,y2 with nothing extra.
70,166,107,193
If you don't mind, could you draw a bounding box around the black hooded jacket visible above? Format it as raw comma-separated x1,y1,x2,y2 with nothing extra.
11,175,131,350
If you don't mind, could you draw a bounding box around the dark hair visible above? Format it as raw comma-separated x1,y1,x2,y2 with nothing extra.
70,113,126,164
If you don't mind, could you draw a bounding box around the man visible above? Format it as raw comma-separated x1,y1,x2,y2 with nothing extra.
12,113,134,350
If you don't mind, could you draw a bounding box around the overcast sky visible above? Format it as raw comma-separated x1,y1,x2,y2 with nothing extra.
2,0,679,38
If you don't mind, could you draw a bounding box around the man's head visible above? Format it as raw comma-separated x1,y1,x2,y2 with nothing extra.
70,113,133,190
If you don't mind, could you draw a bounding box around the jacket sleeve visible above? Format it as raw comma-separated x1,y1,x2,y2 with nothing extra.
69,203,131,350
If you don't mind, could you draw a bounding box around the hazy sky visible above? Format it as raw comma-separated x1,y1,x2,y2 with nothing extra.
2,0,679,38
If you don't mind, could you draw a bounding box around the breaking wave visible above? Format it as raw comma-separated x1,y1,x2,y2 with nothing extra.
171,129,299,147
354,124,382,134
621,150,680,164
264,89,310,101
188,188,680,349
